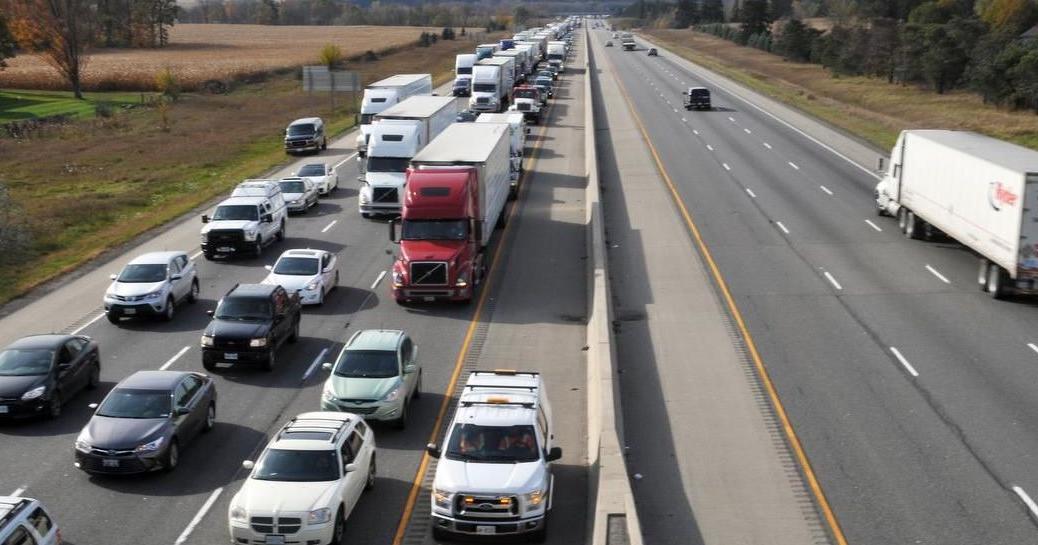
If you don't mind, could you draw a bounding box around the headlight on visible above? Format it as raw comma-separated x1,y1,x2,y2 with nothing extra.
201,335,214,347
21,386,45,401
381,383,403,402
200,232,208,243
229,505,248,523
249,338,268,348
359,190,371,205
243,230,258,241
135,436,165,453
308,507,332,525
433,488,452,508
75,439,91,453
455,276,468,288
524,488,546,507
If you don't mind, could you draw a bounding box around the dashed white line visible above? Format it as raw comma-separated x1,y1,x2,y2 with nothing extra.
302,347,329,382
71,313,106,335
321,220,338,233
788,161,800,170
744,128,752,134
1028,343,1038,355
890,347,919,377
174,487,224,545
10,487,25,497
823,271,843,290
925,265,951,284
1013,486,1038,522
722,163,731,171
820,185,834,196
865,219,883,232
160,346,190,371
776,221,790,235
706,144,714,151
371,270,388,290
745,188,757,198
728,116,735,122
673,108,678,113
692,129,699,135
681,118,687,122
763,142,772,150
332,152,359,171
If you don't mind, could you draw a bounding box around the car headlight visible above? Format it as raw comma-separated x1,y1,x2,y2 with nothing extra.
524,488,546,507
392,270,404,287
144,291,163,300
243,229,258,241
75,439,91,453
229,505,248,523
135,436,165,453
21,386,45,401
305,280,319,291
322,388,337,402
433,487,452,508
308,507,332,525
381,383,403,402
200,232,208,242
249,338,268,348
201,335,214,347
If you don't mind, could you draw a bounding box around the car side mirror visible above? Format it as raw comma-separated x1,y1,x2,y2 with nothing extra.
175,406,191,416
264,265,273,271
109,273,118,280
425,443,441,459
404,364,417,374
546,447,563,462
242,460,255,470
322,362,333,372
877,157,886,172
201,215,210,224
344,463,358,473
88,403,99,410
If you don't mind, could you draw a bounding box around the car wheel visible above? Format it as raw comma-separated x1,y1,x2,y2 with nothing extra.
203,403,216,432
261,351,275,372
413,370,422,400
333,509,346,545
203,251,216,261
106,313,120,325
361,212,372,219
332,271,340,291
164,439,179,472
277,222,286,242
187,281,199,304
316,286,325,306
530,513,548,543
162,297,175,321
87,362,101,390
394,401,408,429
47,391,62,419
288,317,300,343
203,359,216,372
365,456,376,491
253,238,264,258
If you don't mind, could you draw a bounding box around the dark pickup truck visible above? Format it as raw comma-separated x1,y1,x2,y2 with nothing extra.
684,87,712,110
201,284,301,371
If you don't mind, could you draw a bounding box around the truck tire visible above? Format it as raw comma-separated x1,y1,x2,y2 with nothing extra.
276,221,286,242
987,263,1010,300
288,316,300,343
897,208,908,233
432,526,450,542
530,514,548,543
978,258,990,291
496,208,508,229
253,238,263,258
203,251,216,261
203,358,216,372
904,210,922,240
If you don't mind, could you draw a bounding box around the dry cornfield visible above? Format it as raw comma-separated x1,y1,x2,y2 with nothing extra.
0,24,438,91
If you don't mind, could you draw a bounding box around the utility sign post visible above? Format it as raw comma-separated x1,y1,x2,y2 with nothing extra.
302,66,360,117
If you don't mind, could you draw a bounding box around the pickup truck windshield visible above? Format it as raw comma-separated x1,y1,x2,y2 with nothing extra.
514,89,539,100
333,350,398,378
367,157,410,173
118,263,167,283
215,298,272,321
253,449,339,482
472,83,496,93
402,219,468,241
287,124,315,136
212,205,258,221
297,164,325,177
445,424,540,463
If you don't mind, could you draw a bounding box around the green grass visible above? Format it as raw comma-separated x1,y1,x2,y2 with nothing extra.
0,89,147,123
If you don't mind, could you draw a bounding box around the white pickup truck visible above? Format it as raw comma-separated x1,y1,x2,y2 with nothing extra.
200,180,287,259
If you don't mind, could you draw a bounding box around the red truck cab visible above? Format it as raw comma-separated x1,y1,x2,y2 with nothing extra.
390,168,487,303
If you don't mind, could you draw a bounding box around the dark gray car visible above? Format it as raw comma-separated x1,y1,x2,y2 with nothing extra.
74,370,216,474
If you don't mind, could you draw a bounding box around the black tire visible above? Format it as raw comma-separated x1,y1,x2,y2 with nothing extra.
253,238,263,258
905,210,922,240
162,297,175,322
203,403,216,432
261,351,275,372
432,526,450,542
322,137,328,151
394,401,408,429
897,208,908,233
87,363,100,390
988,263,1009,300
203,359,216,372
164,439,179,472
106,313,120,324
187,281,199,303
277,221,286,242
361,212,372,219
203,251,216,261
288,316,300,343
333,509,346,545
365,456,376,491
530,514,548,543
46,391,62,420
413,370,422,400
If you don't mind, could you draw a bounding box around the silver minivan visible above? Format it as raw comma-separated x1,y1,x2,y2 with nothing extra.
0,497,61,545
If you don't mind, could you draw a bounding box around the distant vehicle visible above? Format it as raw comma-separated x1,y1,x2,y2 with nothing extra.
228,412,376,545
356,74,433,157
278,177,319,213
456,109,480,123
262,249,338,306
537,69,556,82
684,87,711,110
0,496,61,545
294,163,338,195
0,334,100,419
201,180,288,260
321,329,421,428
452,76,472,97
284,117,326,154
104,251,199,323
647,47,658,56
534,76,554,99
510,85,544,122
605,40,613,47
74,370,216,474
201,284,301,371
612,32,619,38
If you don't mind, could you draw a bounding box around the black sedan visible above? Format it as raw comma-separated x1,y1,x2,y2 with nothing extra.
0,334,100,420
74,370,216,474
456,109,479,123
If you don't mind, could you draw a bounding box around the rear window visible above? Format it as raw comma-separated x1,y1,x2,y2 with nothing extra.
690,89,710,97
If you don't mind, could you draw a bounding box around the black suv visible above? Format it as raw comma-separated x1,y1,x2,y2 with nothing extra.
201,284,302,371
684,87,711,110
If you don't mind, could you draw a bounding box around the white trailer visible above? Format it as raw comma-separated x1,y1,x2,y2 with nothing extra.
476,112,527,196
547,42,566,73
359,95,457,216
355,74,432,157
875,130,1038,298
493,49,530,82
455,54,477,77
470,57,515,113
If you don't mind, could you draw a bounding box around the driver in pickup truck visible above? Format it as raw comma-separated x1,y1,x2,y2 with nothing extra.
499,428,536,456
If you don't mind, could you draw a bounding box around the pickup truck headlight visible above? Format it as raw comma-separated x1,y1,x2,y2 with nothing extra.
308,508,332,525
249,338,268,348
242,229,258,241
229,505,248,523
201,335,214,347
524,488,546,508
21,386,45,401
455,276,468,288
200,232,208,243
433,487,452,508
135,436,165,453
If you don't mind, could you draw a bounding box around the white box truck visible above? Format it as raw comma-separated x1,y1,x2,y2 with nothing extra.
453,54,477,97
470,57,515,113
359,95,457,217
476,112,527,197
875,130,1038,298
494,49,532,83
355,74,432,158
547,42,566,73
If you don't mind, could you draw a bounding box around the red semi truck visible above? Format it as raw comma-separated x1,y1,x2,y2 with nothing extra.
389,123,511,303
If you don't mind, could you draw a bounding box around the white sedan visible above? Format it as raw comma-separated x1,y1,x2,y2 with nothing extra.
295,163,339,195
262,249,338,305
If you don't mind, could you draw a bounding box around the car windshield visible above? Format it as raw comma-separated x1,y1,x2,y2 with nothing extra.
367,156,410,173
445,424,540,463
473,83,496,93
274,257,320,276
212,205,258,221
279,181,306,194
0,348,54,376
252,449,340,482
96,388,171,419
215,298,272,320
287,124,315,136
401,219,468,241
118,263,167,283
333,350,399,378
690,89,710,98
457,67,472,75
297,164,325,177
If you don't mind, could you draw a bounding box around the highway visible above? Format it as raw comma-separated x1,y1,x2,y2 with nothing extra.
590,28,1038,544
0,33,588,545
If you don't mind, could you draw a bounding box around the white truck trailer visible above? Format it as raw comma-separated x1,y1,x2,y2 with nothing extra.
493,49,531,83
547,42,566,73
355,74,432,158
476,112,527,197
470,57,515,113
875,130,1038,298
359,95,457,217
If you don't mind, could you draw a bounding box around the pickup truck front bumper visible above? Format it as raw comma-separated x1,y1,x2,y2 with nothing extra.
431,513,545,537
202,347,272,367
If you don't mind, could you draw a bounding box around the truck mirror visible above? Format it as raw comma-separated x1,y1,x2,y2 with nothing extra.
201,215,210,223
472,219,482,243
546,447,563,462
425,443,441,459
262,214,273,223
877,157,886,172
389,218,400,244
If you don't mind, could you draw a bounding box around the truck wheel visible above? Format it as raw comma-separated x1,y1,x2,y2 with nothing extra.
253,238,263,258
203,358,216,372
288,316,300,343
978,258,990,290
203,251,215,261
106,313,120,325
897,208,908,233
987,264,1009,300
432,526,450,541
904,211,923,240
276,222,286,242
530,514,548,543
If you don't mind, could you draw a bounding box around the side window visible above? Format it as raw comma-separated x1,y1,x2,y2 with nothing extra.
168,259,181,276
348,431,364,460
173,381,191,408
537,407,549,441
321,254,330,270
400,338,413,365
183,375,203,401
177,255,189,270
339,438,353,465
58,342,77,364
354,420,368,438
27,508,53,537
2,526,37,545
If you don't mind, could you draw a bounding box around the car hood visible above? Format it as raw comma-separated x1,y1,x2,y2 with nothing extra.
205,319,271,340
301,175,330,185
282,191,305,201
107,280,166,298
400,240,466,262
81,416,169,450
0,375,47,398
202,220,257,234
435,458,544,494
235,479,338,514
262,273,317,292
326,376,399,400
365,170,406,189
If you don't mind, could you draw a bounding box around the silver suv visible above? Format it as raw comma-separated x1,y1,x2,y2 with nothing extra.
0,496,61,545
104,251,199,323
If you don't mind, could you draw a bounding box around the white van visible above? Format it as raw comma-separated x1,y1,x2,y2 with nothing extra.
0,497,61,545
200,180,288,259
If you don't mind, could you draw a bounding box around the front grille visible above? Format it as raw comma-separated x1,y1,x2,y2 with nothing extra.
78,453,147,473
250,516,301,535
454,494,520,519
410,262,448,286
476,97,490,103
333,400,378,414
372,187,398,203
212,337,252,350
208,230,244,244
517,103,531,111
286,139,312,148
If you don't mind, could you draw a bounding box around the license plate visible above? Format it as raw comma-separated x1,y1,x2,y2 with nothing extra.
225,353,238,360
264,536,285,545
123,308,136,315
102,459,120,468
476,526,496,535
218,246,234,253
423,296,435,302
0,406,8,414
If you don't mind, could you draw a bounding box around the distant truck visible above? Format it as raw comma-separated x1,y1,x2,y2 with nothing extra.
498,39,515,51
621,35,636,50
476,43,499,60
201,180,287,259
359,95,457,217
453,54,477,97
355,74,432,158
684,87,711,110
493,49,532,83
510,85,544,123
389,123,511,304
471,57,515,113
547,42,566,73
874,130,1038,298
476,112,527,196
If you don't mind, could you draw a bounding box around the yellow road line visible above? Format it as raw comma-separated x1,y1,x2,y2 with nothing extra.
597,38,850,545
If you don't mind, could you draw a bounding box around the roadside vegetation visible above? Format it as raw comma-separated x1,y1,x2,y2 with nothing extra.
0,89,143,122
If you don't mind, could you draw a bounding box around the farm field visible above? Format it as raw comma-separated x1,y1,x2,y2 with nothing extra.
0,90,146,122
0,24,438,91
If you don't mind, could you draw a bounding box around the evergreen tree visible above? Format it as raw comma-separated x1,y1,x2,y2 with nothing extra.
700,0,725,22
739,0,771,44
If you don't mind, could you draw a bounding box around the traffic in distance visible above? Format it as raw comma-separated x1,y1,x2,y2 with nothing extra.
0,16,583,545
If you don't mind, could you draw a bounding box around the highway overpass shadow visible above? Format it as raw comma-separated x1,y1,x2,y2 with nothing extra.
591,47,706,545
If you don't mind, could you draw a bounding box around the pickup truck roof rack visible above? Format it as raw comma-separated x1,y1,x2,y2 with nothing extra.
465,383,536,392
470,369,540,377
459,400,535,409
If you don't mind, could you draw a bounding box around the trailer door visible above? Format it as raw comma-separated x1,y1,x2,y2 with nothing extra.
1016,174,1038,282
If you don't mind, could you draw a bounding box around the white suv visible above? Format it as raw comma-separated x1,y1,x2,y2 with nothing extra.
228,412,376,545
425,370,562,542
0,496,61,545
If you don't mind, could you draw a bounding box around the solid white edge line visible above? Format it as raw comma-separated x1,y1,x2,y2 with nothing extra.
925,264,951,284
160,346,191,371
823,271,843,290
890,347,919,377
10,487,25,497
745,188,757,198
302,347,329,382
763,142,772,149
189,250,203,260
820,185,834,196
776,221,790,235
321,220,338,234
173,487,224,545
728,116,735,122
1029,343,1038,355
706,144,714,151
371,270,388,290
693,129,699,135
788,161,800,170
332,152,359,171
71,313,106,335
722,163,731,171
744,128,752,134
1012,486,1038,521
865,219,883,232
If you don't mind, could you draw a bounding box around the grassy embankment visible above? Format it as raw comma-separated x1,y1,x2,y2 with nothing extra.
641,29,1038,152
0,34,485,305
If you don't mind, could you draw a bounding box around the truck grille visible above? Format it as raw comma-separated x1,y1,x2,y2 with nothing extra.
250,516,302,535
372,187,398,203
410,262,448,286
517,102,531,111
454,494,520,520
476,97,490,104
207,230,243,244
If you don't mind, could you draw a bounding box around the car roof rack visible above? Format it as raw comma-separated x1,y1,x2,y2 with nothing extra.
278,415,352,444
0,497,29,530
460,400,535,409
